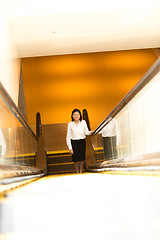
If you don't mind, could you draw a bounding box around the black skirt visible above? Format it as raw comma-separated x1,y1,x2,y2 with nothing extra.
102,136,117,160
71,139,86,162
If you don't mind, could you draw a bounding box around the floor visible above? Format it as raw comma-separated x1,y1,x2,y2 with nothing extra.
1,172,160,240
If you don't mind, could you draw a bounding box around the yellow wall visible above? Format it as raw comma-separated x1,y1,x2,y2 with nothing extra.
22,49,157,130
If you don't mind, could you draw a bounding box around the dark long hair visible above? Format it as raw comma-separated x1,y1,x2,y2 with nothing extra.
71,109,82,121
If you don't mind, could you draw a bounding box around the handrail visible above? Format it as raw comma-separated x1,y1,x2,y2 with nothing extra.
0,81,39,141
36,112,42,138
83,109,91,130
91,57,160,138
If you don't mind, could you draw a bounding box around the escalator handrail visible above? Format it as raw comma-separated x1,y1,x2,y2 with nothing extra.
91,57,160,137
0,81,39,141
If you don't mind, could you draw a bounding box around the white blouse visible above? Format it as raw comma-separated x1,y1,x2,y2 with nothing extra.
100,118,120,145
66,120,90,150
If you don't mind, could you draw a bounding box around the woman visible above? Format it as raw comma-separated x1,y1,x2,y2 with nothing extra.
66,109,90,173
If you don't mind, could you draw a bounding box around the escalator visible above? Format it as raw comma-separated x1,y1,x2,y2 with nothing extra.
0,82,46,193
0,57,160,240
84,57,160,175
1,57,160,181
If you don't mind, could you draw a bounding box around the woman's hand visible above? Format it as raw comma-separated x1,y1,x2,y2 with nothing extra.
69,149,74,154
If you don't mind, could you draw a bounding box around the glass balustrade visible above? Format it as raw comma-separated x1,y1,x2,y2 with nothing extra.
88,57,160,169
0,82,40,180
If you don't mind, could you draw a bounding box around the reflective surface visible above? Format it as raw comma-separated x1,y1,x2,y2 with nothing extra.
90,59,160,165
117,71,160,158
0,95,37,168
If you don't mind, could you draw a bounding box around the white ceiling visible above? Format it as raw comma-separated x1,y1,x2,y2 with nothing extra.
2,0,160,57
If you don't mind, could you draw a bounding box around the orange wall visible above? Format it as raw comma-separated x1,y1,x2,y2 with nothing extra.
22,49,157,130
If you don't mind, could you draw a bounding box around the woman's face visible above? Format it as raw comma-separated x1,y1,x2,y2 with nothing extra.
72,111,80,121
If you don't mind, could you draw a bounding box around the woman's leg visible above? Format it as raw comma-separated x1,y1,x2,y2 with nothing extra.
111,136,117,159
74,162,79,173
79,161,84,173
103,137,112,160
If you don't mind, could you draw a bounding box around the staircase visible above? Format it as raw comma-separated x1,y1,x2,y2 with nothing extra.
47,151,75,174
47,148,105,174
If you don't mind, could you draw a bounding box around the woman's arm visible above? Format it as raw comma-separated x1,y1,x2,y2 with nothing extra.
66,123,72,150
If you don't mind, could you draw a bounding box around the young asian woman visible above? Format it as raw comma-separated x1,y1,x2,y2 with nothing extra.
66,109,91,173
